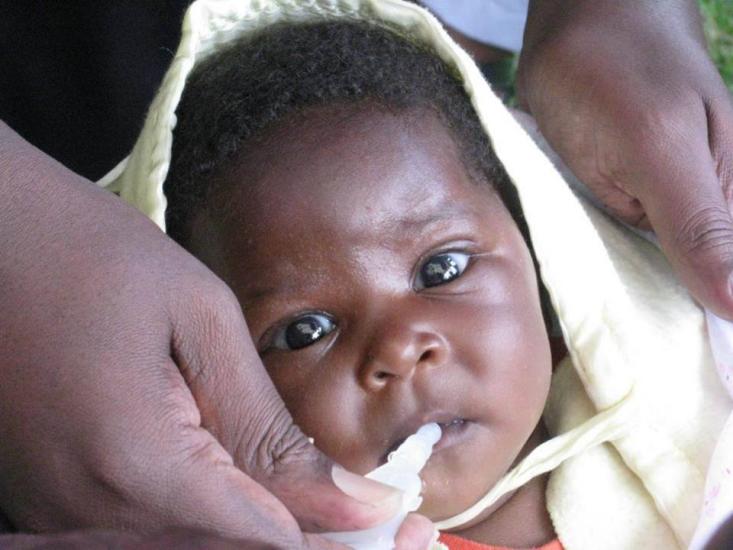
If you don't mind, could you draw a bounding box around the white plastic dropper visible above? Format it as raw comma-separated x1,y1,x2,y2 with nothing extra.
323,423,442,549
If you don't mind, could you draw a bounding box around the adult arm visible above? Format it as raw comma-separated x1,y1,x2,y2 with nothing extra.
517,0,733,318
0,121,432,549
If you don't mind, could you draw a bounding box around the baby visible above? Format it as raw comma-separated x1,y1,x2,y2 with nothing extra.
163,20,556,548
102,1,729,548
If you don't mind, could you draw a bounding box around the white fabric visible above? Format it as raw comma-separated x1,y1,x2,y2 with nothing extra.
98,1,733,547
420,0,527,52
519,112,733,549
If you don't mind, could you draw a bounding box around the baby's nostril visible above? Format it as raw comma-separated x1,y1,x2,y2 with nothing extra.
418,349,434,363
375,370,390,380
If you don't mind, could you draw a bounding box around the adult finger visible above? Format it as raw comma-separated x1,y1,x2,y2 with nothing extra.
300,513,435,550
394,514,436,550
705,513,733,550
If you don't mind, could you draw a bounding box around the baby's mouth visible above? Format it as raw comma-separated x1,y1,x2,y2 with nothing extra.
382,417,470,464
433,417,470,451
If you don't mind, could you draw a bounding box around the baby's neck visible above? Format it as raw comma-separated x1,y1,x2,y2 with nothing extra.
451,422,556,548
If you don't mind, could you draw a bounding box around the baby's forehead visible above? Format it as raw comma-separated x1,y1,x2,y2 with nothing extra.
218,103,498,229
189,104,513,299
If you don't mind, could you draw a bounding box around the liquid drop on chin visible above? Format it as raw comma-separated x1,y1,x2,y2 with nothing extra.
323,423,442,549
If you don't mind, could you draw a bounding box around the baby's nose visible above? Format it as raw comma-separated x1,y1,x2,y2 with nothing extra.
358,323,449,392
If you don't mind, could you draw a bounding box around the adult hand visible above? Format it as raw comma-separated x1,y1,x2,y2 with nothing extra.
704,513,733,550
0,121,433,549
517,0,733,319
0,521,435,550
0,528,253,549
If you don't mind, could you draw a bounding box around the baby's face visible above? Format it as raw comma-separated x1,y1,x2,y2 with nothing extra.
188,105,552,521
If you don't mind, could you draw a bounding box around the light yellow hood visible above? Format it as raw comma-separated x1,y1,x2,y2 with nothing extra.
99,1,731,548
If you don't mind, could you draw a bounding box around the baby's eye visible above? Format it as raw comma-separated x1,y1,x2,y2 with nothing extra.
272,313,337,351
415,251,470,290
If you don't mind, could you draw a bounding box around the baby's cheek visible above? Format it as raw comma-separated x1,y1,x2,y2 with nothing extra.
464,295,551,423
272,369,374,473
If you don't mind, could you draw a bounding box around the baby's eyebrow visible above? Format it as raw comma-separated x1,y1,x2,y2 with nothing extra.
241,275,321,312
393,202,474,233
239,272,303,310
242,286,280,307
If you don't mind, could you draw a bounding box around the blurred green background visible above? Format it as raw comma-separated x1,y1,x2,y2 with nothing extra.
701,0,733,90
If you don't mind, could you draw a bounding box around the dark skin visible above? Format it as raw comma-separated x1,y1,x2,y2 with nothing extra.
0,121,432,550
0,528,269,550
517,0,733,320
3,1,733,547
188,104,555,547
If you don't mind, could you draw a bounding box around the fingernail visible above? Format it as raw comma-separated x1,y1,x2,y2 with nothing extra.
331,464,402,508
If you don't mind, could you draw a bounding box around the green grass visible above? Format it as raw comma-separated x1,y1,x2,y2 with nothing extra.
701,0,733,91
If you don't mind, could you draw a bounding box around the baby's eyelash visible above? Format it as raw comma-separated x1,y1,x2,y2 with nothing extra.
465,252,492,259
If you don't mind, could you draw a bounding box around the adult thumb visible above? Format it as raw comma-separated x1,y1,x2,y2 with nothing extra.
634,97,733,320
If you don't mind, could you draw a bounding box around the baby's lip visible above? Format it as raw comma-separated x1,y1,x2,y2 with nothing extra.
381,410,469,463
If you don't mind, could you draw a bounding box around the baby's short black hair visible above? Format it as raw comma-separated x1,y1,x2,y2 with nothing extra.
164,20,513,245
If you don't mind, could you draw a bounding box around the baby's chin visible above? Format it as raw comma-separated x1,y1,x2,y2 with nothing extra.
424,487,518,532
417,459,509,523
415,429,516,521
417,420,548,524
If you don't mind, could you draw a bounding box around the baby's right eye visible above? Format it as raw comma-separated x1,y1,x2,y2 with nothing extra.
271,313,336,351
414,251,470,290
